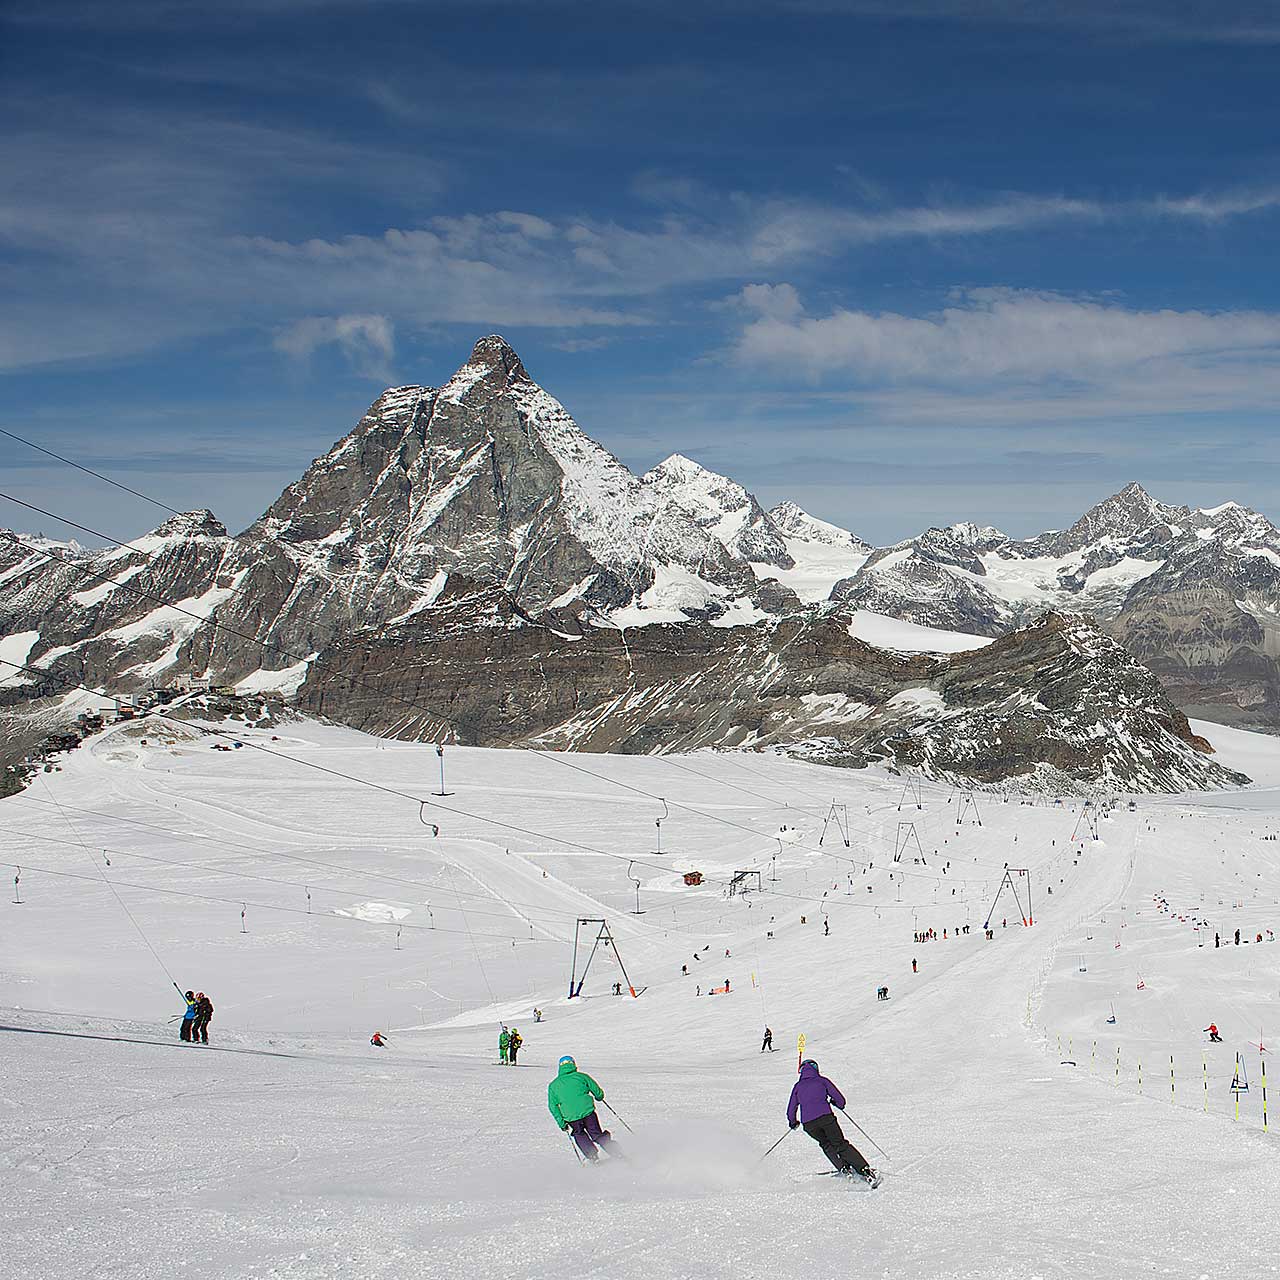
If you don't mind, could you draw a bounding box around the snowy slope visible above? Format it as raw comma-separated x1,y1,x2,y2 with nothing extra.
756,501,870,602
3,715,1280,1279
641,454,793,568
846,608,992,654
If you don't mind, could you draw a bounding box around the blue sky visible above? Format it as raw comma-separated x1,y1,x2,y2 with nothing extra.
3,0,1280,546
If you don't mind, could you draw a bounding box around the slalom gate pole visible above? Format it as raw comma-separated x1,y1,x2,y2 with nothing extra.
600,1100,634,1134
756,1128,794,1165
838,1108,891,1162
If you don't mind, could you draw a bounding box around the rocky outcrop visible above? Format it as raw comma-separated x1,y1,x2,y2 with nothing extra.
298,604,1242,792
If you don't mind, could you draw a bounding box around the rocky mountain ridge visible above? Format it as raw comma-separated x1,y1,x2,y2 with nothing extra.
0,335,1272,791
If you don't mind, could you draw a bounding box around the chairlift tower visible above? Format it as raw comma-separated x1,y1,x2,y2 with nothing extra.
627,861,645,915
898,777,924,811
1072,807,1101,843
434,743,453,797
652,799,669,855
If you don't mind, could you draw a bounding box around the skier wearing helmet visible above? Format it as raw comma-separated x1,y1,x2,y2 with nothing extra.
178,990,197,1042
787,1059,879,1186
191,992,214,1044
547,1055,617,1161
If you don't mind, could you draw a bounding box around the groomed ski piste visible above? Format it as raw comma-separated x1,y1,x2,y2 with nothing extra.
3,712,1280,1279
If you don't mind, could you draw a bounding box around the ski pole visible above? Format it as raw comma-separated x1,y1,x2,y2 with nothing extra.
601,1100,634,1134
838,1108,891,1162
565,1129,586,1164
756,1127,794,1165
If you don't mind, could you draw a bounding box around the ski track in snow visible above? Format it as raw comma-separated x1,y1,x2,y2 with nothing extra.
2,718,1280,1278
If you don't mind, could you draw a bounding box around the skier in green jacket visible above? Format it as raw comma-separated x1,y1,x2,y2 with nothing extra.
548,1055,617,1161
499,1026,510,1065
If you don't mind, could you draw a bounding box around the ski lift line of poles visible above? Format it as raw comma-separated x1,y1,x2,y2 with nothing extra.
5,644,1098,908
1,746,984,937
1,824,581,934
9,793,609,925
658,747,972,871
444,864,496,1001
10,737,1076,939
9,757,1056,935
0,494,1118,896
5,701,1075,942
0,857,561,945
36,778,181,990
0,657,1019,904
0,506,1033,887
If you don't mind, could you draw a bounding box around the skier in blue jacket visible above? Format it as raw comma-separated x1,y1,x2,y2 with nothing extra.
178,990,198,1043
787,1059,879,1185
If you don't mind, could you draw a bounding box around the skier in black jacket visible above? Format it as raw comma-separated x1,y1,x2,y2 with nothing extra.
191,992,214,1044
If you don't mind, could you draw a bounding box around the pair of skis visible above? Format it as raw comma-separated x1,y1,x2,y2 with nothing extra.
813,1167,883,1189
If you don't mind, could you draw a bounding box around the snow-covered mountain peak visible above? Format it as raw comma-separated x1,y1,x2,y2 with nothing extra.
1190,500,1279,544
767,501,868,550
641,453,793,569
948,521,1008,550
151,510,229,541
1042,481,1189,555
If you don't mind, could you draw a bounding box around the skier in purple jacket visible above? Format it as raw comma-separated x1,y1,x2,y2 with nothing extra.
787,1059,879,1186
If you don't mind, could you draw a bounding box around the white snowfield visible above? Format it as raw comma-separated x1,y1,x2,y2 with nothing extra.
847,609,992,654
3,717,1280,1279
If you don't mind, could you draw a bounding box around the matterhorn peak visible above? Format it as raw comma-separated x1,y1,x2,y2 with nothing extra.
438,334,530,404
468,334,527,378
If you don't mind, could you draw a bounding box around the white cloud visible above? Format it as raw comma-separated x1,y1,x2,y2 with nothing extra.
730,286,1280,384
275,314,395,378
731,282,805,320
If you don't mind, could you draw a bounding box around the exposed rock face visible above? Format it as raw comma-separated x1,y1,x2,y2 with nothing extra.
247,335,762,623
299,604,1240,792
1020,481,1187,557
0,337,776,762
848,613,1236,792
1107,509,1280,728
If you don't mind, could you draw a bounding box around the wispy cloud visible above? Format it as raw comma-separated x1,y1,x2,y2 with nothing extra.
729,284,1280,384
3,67,1280,375
275,314,396,379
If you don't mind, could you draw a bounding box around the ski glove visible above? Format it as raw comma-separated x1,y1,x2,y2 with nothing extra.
789,1122,800,1130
